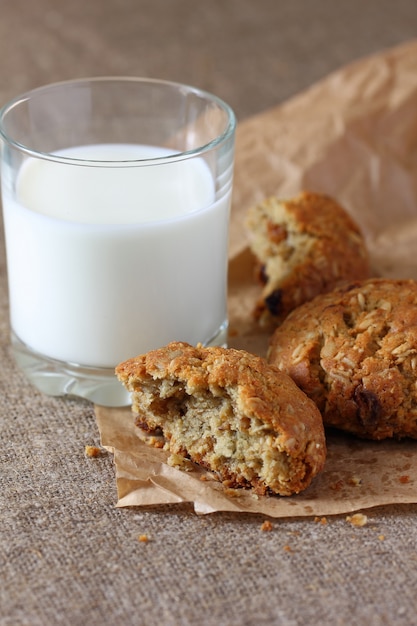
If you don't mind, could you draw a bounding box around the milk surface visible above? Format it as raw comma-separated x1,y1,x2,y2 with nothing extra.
3,144,230,367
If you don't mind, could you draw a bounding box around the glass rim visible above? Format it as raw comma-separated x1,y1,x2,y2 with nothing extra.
0,76,236,166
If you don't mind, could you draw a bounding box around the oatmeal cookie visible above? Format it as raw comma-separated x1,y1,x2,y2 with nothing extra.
116,341,326,496
245,191,371,327
268,278,417,440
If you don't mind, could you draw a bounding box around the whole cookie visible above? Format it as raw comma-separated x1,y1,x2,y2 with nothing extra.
268,279,417,440
116,341,326,496
245,191,371,327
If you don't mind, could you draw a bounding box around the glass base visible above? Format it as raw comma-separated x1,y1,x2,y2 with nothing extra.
10,322,228,407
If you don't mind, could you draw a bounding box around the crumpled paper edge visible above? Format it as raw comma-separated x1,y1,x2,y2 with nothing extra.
230,39,417,281
96,405,417,517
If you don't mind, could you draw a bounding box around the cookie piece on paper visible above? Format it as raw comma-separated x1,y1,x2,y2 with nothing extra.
268,278,417,440
245,191,371,327
116,341,326,496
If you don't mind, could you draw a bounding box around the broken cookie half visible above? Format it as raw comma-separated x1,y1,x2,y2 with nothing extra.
245,191,371,327
116,342,326,496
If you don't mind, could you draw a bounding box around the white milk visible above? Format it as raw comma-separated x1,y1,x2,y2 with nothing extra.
2,144,230,368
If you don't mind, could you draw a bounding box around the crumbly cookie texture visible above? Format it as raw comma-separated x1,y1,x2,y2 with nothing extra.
245,191,371,327
268,278,417,440
116,342,326,496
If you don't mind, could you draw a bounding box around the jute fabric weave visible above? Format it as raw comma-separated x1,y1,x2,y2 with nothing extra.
2,2,417,624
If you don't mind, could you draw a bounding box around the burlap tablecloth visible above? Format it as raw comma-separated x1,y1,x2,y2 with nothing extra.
2,2,417,625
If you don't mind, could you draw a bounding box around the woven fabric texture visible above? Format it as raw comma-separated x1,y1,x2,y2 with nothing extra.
2,2,417,625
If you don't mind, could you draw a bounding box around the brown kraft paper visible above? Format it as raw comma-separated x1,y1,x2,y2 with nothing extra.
95,40,417,517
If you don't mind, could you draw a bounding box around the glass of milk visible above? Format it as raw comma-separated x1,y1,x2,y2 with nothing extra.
0,77,236,406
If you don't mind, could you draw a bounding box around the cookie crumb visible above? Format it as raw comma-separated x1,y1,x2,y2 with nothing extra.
85,445,103,458
314,516,328,525
148,436,165,449
260,520,273,532
348,476,362,486
399,475,410,484
346,513,368,527
138,534,150,543
378,534,385,541
283,545,293,553
167,453,194,471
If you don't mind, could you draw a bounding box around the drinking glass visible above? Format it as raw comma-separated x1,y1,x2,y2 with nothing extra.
0,77,235,406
